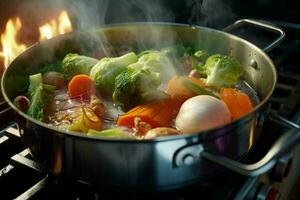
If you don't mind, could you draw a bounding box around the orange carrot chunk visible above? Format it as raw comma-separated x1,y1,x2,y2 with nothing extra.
117,99,178,129
68,74,96,98
167,76,205,100
220,88,253,120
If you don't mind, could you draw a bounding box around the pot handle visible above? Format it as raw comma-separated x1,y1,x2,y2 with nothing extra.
223,19,285,52
200,113,299,176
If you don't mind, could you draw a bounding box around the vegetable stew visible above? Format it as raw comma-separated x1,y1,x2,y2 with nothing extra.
13,47,258,139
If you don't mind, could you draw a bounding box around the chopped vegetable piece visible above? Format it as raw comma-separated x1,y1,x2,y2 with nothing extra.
196,54,244,88
176,95,231,133
144,127,180,139
220,88,253,120
62,53,99,81
117,99,177,129
89,52,138,94
167,76,195,100
69,106,102,133
113,67,167,111
167,76,215,100
194,50,209,61
43,71,66,89
129,50,177,81
181,77,219,98
87,128,135,139
28,73,43,93
27,84,56,121
192,50,209,71
68,74,96,98
132,117,152,136
90,95,106,117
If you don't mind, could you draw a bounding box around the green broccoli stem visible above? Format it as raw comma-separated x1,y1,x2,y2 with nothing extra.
182,78,219,99
28,73,43,93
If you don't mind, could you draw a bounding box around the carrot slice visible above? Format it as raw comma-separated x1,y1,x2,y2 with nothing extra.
167,76,205,100
220,88,253,120
117,99,179,128
68,74,96,98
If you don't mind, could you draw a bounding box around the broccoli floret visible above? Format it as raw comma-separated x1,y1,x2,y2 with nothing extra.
130,50,177,82
89,52,138,94
133,50,169,73
198,54,244,87
191,50,209,72
113,67,168,111
62,53,99,81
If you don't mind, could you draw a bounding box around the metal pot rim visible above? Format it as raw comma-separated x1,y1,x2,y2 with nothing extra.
1,22,277,143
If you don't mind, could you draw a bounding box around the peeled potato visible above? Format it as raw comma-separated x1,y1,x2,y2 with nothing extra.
175,95,231,133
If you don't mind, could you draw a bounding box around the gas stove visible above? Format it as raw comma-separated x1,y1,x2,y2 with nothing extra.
0,21,300,200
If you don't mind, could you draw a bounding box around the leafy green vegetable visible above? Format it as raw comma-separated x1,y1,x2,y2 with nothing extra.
27,84,56,121
129,50,177,82
62,53,99,81
181,78,219,98
87,128,135,139
28,73,43,94
113,67,168,111
128,49,179,83
89,52,138,94
196,54,244,87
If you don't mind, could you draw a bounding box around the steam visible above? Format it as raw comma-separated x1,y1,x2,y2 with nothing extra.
67,0,109,30
16,0,237,77
187,0,236,28
62,0,236,78
67,0,174,29
66,0,178,58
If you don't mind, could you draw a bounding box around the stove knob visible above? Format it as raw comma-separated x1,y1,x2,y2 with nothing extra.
256,184,279,200
270,154,293,182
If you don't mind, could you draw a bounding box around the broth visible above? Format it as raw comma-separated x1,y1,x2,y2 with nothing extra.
13,46,260,139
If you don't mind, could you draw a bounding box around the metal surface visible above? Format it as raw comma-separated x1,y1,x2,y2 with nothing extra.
201,124,300,176
199,19,300,177
15,176,49,200
1,21,280,191
256,185,279,200
233,177,260,200
223,19,286,52
269,111,300,129
270,154,293,182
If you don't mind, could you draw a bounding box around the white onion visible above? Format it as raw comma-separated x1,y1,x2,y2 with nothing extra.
175,95,231,133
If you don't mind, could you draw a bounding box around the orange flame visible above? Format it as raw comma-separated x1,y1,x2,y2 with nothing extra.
39,10,72,41
0,10,72,69
0,17,27,68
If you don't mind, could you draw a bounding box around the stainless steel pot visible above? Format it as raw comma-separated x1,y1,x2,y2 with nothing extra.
1,19,299,192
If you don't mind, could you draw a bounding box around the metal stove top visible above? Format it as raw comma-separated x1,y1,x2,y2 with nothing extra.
0,20,300,200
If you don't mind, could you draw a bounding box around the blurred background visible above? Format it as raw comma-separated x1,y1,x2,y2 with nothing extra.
1,0,299,33
1,0,299,73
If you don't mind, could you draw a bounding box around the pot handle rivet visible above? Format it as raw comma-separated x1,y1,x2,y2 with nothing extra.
250,59,258,70
183,154,196,165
